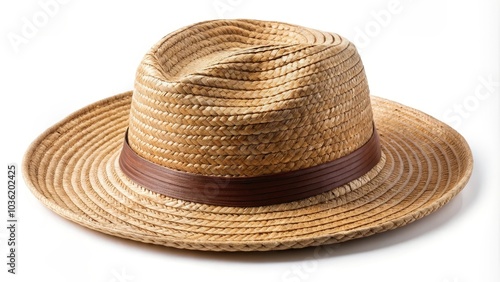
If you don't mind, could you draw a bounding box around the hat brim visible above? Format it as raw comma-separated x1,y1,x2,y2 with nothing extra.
22,91,473,251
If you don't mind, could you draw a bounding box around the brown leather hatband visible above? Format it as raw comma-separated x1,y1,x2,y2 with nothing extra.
119,128,381,207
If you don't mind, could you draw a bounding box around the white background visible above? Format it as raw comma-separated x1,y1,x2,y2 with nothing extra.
1,0,499,281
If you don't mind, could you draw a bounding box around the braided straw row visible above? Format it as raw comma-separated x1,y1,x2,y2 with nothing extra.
128,20,374,177
23,91,472,251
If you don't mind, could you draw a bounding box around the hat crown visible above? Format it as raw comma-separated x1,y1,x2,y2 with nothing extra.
128,19,374,177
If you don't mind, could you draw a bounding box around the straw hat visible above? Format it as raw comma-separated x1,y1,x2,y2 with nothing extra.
23,19,473,252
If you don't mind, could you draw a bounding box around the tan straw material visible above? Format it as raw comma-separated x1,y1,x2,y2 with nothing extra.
23,19,473,251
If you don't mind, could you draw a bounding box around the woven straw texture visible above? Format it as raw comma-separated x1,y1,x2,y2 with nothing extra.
22,20,473,252
129,19,373,177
